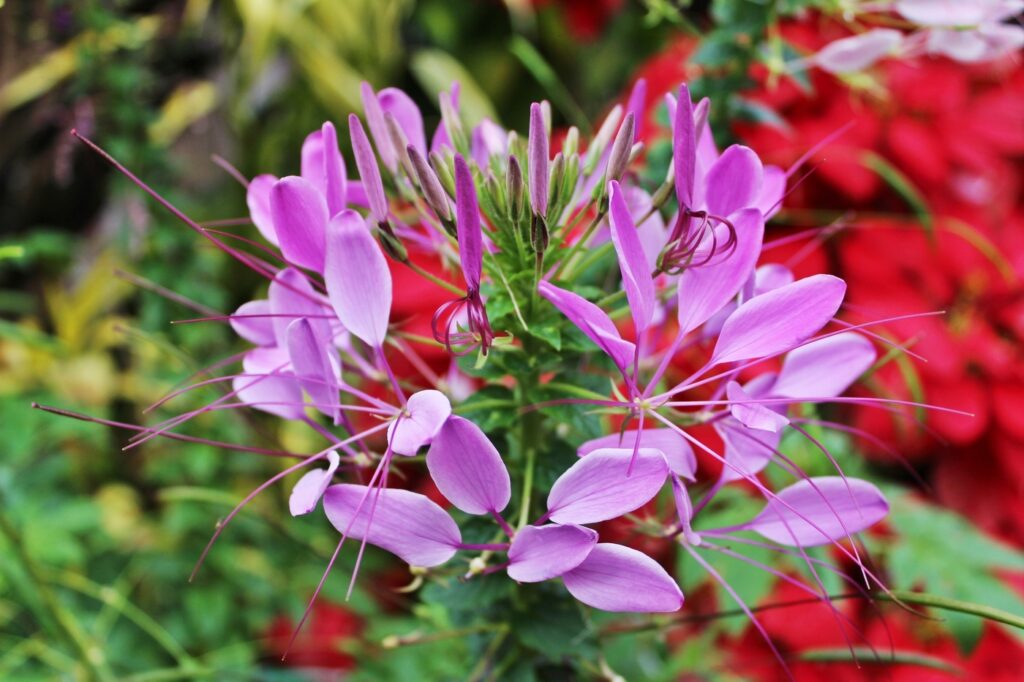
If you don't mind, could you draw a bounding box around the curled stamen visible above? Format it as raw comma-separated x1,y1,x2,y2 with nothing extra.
656,208,739,276
431,288,496,356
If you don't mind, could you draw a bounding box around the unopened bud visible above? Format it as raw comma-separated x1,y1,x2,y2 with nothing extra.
562,126,580,158
557,153,580,211
507,154,525,224
439,91,468,153
606,112,635,183
484,172,508,219
627,141,644,167
409,145,451,221
384,112,415,180
376,219,408,263
547,152,565,221
585,104,623,176
429,151,457,199
530,213,549,255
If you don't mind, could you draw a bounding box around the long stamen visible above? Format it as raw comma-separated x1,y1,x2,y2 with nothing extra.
683,543,793,680
31,403,304,459
188,422,390,581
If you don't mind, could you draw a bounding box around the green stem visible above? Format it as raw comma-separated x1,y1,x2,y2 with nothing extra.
406,261,464,296
600,590,1024,636
517,441,538,529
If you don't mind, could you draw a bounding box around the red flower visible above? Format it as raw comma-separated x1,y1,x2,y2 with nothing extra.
264,602,363,670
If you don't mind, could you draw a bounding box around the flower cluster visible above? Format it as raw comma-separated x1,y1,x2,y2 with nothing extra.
804,1,1023,74
735,35,1024,546
61,74,955,672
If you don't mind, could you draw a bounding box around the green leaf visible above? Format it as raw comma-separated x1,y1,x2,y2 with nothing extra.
875,489,1024,652
508,36,590,132
861,151,934,235
512,593,594,660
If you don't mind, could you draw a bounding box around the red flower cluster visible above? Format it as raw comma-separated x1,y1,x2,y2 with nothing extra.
736,22,1024,547
628,17,1024,676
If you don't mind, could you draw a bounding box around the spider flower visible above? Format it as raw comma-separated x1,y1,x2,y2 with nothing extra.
322,416,683,613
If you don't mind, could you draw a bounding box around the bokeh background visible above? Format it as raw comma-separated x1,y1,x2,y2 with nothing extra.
1,1,1022,680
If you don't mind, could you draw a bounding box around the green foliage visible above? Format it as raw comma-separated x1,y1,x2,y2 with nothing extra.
871,489,1024,652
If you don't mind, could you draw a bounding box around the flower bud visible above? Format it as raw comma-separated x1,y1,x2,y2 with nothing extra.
507,154,525,225
606,112,635,183
528,102,550,217
409,144,452,221
439,91,468,154
376,219,409,264
584,104,623,176
360,82,397,171
562,126,580,158
384,112,416,181
547,151,565,221
429,150,457,200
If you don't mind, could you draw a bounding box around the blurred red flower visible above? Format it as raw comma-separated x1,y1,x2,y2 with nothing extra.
265,601,363,670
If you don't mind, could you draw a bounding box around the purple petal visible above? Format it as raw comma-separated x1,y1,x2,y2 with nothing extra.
268,267,331,347
430,82,460,154
389,389,452,456
324,210,392,347
671,475,699,543
233,347,304,420
454,155,483,290
300,127,323,180
676,208,765,336
578,429,695,480
753,263,794,295
323,484,461,566
672,84,696,208
426,415,511,515
814,29,903,74
360,82,397,171
538,281,636,376
289,451,340,516
378,87,426,157
745,476,889,547
286,318,341,418
346,180,368,208
300,125,347,216
507,524,598,583
757,165,786,219
608,181,657,332
470,118,508,167
547,448,668,525
774,332,876,399
928,24,1024,62
231,299,275,346
711,274,846,365
727,381,789,433
894,0,1015,28
626,187,668,272
321,122,348,216
246,174,279,245
703,146,764,218
528,102,549,216
625,78,647,143
349,114,389,223
270,176,328,272
715,418,781,484
562,544,683,612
